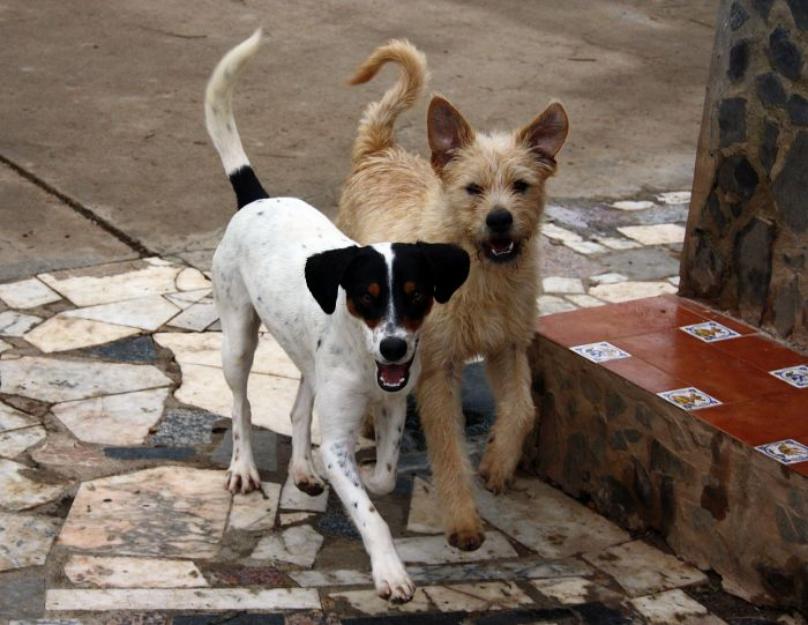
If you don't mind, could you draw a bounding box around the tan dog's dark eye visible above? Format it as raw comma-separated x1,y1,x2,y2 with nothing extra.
513,179,530,194
465,183,483,196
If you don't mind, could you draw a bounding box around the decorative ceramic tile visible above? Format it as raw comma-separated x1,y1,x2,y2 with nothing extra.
393,531,518,564
251,524,324,567
229,481,281,531
769,364,808,389
280,512,316,526
0,459,65,511
0,311,42,337
326,588,431,615
0,278,61,309
407,477,442,534
583,540,707,597
679,321,741,343
476,477,629,559
0,356,171,402
543,277,585,294
541,223,582,243
168,300,218,331
46,588,320,611
656,191,691,205
617,224,686,246
290,568,372,587
538,295,577,316
588,280,677,303
630,589,712,625
531,577,621,605
657,387,721,411
279,473,329,513
755,439,808,465
0,512,61,571
164,288,211,309
589,272,628,285
594,236,642,250
64,555,208,588
175,267,210,291
58,467,230,558
610,200,655,211
24,315,139,353
52,388,170,446
564,240,606,255
62,296,180,331
0,402,38,432
423,581,533,612
570,341,631,364
565,294,604,308
0,426,47,458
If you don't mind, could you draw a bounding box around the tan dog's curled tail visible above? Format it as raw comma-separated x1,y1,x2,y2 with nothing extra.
349,40,429,167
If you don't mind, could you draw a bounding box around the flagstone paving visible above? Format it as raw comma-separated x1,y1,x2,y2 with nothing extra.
0,254,800,624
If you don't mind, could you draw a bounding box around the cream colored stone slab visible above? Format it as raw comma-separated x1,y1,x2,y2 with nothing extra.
0,459,65,511
58,466,230,558
327,588,431,615
154,331,300,379
543,277,584,294
24,316,138,353
0,512,60,571
477,477,629,559
0,311,42,336
38,258,183,306
541,223,582,242
531,576,621,605
175,267,210,291
610,200,655,211
668,275,681,287
595,236,642,250
0,338,9,353
589,281,677,303
280,512,315,526
291,568,372,587
0,356,171,403
0,278,61,309
62,296,180,331
564,240,607,255
64,555,208,588
52,388,169,446
251,524,324,567
538,295,577,316
407,477,442,534
566,294,604,308
424,581,533,612
617,224,686,245
656,191,691,205
630,589,713,625
168,300,218,331
0,426,46,458
590,272,628,285
583,539,707,597
394,531,517,564
279,473,329,512
0,402,38,432
46,587,320,611
228,481,281,531
164,289,212,310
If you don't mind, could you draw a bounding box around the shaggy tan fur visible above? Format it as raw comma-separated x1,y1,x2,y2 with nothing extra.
337,40,568,550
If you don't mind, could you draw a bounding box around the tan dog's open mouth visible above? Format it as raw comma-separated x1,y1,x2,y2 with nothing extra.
482,237,521,263
376,358,413,392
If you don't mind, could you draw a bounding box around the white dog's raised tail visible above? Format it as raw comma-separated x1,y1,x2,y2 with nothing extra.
205,28,267,209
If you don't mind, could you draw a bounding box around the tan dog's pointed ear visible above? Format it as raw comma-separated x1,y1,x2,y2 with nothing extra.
428,96,474,173
518,102,569,165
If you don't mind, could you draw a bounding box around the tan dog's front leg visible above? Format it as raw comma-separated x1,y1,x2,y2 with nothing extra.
416,366,485,551
479,346,535,493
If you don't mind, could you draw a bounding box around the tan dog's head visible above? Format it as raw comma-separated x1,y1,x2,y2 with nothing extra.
427,96,568,265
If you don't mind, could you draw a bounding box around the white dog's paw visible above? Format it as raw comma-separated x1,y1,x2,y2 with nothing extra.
372,555,415,603
225,458,261,494
290,463,326,497
360,463,396,496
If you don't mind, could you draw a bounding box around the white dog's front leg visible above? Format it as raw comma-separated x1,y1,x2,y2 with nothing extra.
361,399,406,496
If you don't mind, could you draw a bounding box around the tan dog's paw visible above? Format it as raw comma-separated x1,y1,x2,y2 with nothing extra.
447,517,486,552
478,447,516,494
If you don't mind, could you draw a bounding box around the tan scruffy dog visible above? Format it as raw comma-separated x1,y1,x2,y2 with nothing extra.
337,40,569,551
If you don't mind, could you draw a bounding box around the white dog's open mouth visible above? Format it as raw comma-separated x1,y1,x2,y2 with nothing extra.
376,359,413,392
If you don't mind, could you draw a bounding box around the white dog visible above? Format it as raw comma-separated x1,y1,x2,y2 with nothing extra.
205,31,469,602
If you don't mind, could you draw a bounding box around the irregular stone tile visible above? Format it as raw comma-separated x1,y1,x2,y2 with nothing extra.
530,577,621,605
280,512,315,526
0,279,61,309
407,477,442,534
409,558,594,586
0,403,38,432
424,581,533,612
30,434,123,480
175,267,210,292
103,447,195,461
211,427,277,471
154,332,300,379
58,467,230,558
0,311,42,337
589,272,628,285
595,236,642,250
0,338,10,353
24,316,139,353
0,357,171,403
52,388,169,446
394,531,518,564
38,258,184,307
251,525,324,567
0,459,65,511
656,191,691,205
163,289,211,310
538,295,577,316
588,281,677,303
617,224,686,246
542,223,582,243
565,294,604,308
583,540,707,597
290,569,372,587
543,277,584,294
327,588,431,615
0,426,47,458
149,408,219,447
168,300,218,331
45,588,320,611
668,275,681,287
564,240,606,255
630,589,714,625
610,200,655,211
62,296,180,331
203,565,286,588
0,513,60,571
64,555,208,588
0,567,47,621
229,481,281,531
477,478,629,559
81,335,158,364
9,620,83,625
280,473,329,513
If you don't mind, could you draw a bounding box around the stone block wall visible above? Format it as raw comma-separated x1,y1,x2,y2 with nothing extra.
681,0,808,351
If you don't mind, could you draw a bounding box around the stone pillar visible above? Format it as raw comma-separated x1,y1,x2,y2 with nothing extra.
681,0,808,351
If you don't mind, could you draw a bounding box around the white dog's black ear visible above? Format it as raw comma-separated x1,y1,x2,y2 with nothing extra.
418,242,470,303
305,246,360,314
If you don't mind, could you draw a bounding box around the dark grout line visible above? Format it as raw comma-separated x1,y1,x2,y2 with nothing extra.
0,153,157,258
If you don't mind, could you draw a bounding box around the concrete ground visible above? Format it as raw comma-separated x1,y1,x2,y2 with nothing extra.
1,0,717,278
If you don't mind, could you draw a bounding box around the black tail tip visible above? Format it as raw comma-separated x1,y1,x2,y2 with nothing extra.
229,166,268,210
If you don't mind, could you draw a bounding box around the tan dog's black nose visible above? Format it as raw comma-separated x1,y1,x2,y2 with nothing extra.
486,208,513,233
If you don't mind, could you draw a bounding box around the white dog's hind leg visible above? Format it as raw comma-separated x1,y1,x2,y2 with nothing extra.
360,400,406,496
289,377,325,495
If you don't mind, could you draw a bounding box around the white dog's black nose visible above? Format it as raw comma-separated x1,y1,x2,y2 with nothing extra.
486,208,513,233
380,337,408,362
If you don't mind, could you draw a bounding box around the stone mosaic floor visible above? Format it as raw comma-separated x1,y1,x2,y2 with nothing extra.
1,198,804,624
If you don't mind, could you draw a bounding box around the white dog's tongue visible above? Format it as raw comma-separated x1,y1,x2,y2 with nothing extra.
379,363,406,386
